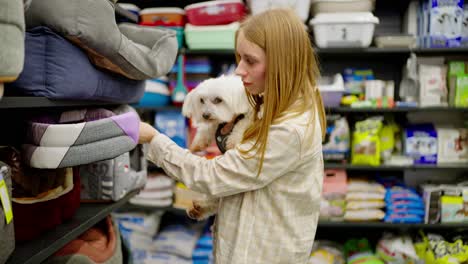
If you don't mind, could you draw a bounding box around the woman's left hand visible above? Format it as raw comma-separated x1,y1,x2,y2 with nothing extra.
138,122,159,144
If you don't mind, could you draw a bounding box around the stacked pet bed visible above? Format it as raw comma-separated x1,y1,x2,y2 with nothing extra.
24,0,178,80
129,172,174,207
44,216,123,264
0,161,15,263
6,27,145,103
0,147,81,241
0,0,25,98
80,145,148,202
22,105,140,169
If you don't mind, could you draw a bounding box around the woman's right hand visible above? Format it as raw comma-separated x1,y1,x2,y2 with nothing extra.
138,122,159,144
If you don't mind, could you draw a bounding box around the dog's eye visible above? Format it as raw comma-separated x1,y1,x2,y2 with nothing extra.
200,98,204,104
213,97,223,104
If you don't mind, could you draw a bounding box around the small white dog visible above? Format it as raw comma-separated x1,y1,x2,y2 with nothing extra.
181,75,253,220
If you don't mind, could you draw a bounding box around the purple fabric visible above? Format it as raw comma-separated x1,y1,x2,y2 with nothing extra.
110,112,139,144
22,145,37,165
28,122,49,145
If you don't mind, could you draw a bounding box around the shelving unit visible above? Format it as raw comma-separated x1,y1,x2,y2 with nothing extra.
0,96,120,109
135,104,468,114
181,47,468,57
324,163,468,171
6,190,138,264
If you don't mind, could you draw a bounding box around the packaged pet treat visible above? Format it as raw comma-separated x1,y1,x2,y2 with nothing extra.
436,127,468,164
404,124,438,164
376,234,419,263
455,74,468,107
344,209,385,221
309,240,345,264
323,115,350,161
344,238,384,264
351,117,383,166
415,233,468,264
462,4,468,46
428,0,464,47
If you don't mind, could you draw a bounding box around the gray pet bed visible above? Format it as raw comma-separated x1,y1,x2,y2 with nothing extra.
25,0,178,80
22,105,140,169
0,0,25,85
80,145,147,202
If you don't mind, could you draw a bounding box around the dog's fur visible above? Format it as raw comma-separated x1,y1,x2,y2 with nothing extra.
181,75,253,220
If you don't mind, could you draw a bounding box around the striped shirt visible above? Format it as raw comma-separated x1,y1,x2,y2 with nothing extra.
147,108,324,264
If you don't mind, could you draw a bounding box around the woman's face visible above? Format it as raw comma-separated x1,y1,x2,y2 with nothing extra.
235,30,266,95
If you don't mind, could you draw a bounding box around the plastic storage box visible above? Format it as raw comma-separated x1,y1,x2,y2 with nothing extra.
139,7,185,27
247,0,311,22
185,0,245,26
185,22,239,50
318,74,345,107
310,0,375,15
309,12,379,48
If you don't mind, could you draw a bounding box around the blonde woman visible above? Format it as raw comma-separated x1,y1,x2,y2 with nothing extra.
139,8,326,263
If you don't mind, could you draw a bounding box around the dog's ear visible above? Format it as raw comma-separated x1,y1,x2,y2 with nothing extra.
182,89,195,118
228,77,251,114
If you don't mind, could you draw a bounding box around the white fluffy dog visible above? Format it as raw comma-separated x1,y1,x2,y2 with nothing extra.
181,75,253,220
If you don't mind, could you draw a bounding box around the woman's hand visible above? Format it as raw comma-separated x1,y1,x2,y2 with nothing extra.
138,122,159,144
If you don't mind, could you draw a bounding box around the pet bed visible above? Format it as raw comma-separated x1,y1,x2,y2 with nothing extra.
0,0,25,84
6,27,145,103
25,0,178,80
44,216,123,264
0,0,25,98
23,105,139,169
0,147,81,241
0,161,14,263
80,145,147,202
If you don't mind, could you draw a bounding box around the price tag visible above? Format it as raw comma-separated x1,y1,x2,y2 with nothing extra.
0,169,13,224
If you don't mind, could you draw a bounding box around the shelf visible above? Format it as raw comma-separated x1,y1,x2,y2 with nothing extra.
0,97,121,109
135,105,468,114
7,190,138,264
318,221,468,230
328,106,468,113
324,163,468,171
118,204,468,230
151,162,468,171
181,47,468,57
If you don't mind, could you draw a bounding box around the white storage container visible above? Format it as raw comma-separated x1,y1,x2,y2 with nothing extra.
309,12,379,48
318,74,345,107
310,0,375,15
247,0,311,22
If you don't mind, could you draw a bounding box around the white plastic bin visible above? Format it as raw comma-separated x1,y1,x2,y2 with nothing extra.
310,0,375,16
318,74,345,107
309,12,379,48
247,0,311,22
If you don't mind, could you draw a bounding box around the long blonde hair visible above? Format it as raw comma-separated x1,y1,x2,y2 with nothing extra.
235,8,326,174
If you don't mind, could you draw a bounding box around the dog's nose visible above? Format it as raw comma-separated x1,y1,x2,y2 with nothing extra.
202,113,211,120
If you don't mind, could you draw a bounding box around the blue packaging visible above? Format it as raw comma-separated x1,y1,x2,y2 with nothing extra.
462,4,468,46
428,0,464,47
155,110,188,148
404,124,438,164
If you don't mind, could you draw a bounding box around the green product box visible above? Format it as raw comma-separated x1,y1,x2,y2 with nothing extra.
455,74,468,107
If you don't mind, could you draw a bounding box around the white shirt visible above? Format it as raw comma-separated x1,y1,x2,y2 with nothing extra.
147,108,324,264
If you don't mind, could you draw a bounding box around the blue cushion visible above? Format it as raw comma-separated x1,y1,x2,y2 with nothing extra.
6,27,145,103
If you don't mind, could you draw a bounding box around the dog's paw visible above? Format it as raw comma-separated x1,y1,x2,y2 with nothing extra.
187,201,207,221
